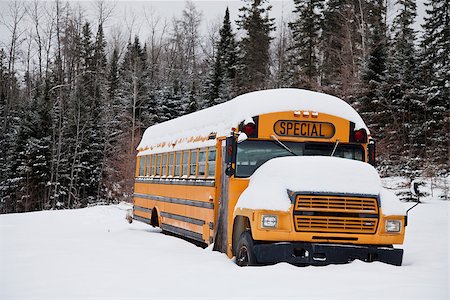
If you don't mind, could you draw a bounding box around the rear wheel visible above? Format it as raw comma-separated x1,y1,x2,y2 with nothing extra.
151,208,159,227
236,231,257,266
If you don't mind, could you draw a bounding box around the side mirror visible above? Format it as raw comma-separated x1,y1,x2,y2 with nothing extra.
410,180,421,203
225,135,237,177
368,140,376,166
413,182,420,196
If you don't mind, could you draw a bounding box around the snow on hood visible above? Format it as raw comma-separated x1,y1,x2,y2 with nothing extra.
235,156,405,215
137,89,369,155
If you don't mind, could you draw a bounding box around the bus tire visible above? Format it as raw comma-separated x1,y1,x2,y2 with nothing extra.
236,231,257,267
151,208,159,227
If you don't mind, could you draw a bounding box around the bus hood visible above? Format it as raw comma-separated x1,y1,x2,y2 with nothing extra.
235,156,405,215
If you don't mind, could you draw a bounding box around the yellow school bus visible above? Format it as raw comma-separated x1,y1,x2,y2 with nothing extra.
130,88,406,266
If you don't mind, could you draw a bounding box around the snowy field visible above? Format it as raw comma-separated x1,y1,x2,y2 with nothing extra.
1,178,449,300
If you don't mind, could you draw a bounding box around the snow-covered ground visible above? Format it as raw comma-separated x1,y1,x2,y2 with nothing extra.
1,178,449,300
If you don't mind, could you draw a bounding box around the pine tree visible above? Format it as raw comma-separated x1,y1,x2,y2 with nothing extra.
26,91,52,211
287,0,324,88
108,48,119,101
76,22,97,206
381,0,422,180
364,0,388,84
359,0,389,133
112,36,150,200
206,7,238,107
90,23,109,203
9,99,32,212
236,0,275,93
186,82,198,113
321,0,350,91
419,0,450,176
0,50,21,213
391,0,417,85
0,49,8,210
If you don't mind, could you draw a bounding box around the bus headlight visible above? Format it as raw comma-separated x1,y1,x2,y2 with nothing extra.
385,220,402,233
261,215,278,228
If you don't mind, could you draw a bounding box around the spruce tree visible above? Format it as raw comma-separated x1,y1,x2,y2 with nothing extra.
236,0,275,93
78,22,97,206
113,36,150,199
364,0,388,84
26,91,52,211
90,23,109,203
108,48,119,101
288,0,324,88
420,0,450,176
359,0,389,133
390,0,418,85
0,49,8,212
206,7,238,107
382,0,421,180
9,100,32,212
321,0,349,90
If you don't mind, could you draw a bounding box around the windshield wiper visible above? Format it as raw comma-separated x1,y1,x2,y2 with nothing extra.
330,139,340,156
270,135,297,156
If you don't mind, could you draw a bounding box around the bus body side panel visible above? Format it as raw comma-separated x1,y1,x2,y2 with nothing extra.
134,181,215,243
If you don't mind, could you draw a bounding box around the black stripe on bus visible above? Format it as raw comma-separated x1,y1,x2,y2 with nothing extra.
160,211,205,226
133,215,151,224
161,224,204,243
135,178,215,187
133,205,153,214
134,193,214,210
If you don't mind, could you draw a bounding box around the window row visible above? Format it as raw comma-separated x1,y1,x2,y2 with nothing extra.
138,147,217,179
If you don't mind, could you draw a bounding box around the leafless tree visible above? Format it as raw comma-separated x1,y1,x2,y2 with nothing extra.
0,0,27,132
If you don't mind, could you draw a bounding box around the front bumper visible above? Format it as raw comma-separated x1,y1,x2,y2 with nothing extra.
253,242,403,266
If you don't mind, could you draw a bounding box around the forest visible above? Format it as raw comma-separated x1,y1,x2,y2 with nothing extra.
0,0,448,213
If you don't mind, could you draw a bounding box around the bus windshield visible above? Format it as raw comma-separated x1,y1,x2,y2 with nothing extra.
235,140,364,177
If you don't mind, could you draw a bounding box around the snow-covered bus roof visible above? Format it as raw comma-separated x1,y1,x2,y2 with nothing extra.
137,88,369,155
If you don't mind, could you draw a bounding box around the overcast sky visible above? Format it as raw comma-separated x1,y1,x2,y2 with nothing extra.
0,0,428,68
73,0,427,38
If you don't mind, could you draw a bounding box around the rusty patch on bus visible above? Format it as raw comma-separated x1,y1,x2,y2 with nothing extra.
273,120,335,138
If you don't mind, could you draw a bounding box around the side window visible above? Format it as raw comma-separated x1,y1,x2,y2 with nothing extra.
190,149,198,177
198,149,207,177
168,152,174,177
155,154,161,177
175,151,181,177
182,151,189,177
139,156,146,176
162,153,167,177
146,155,151,176
207,148,216,178
151,154,156,176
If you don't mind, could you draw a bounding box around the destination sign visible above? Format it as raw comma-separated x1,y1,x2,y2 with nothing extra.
273,120,335,138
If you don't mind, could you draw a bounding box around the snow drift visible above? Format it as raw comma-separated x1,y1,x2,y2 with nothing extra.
1,179,448,299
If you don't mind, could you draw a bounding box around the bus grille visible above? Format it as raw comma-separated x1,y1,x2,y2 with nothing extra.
293,194,379,234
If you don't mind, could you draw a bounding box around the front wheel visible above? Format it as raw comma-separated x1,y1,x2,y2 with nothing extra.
235,231,257,266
